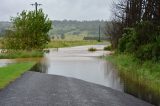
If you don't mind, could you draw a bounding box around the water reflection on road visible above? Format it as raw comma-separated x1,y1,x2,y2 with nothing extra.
1,45,159,105
0,58,42,67
32,45,124,91
31,45,160,105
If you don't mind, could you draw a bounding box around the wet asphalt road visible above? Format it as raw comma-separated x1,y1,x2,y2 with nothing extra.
0,71,153,106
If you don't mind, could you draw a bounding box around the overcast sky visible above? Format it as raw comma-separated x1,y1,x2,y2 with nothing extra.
0,0,114,21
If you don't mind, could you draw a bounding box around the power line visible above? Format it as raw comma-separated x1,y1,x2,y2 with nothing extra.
30,2,42,42
98,25,101,42
31,2,42,15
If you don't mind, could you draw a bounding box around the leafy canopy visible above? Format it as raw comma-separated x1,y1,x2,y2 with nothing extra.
4,9,52,50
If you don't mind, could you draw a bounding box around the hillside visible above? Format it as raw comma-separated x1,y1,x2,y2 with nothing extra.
49,20,106,39
0,21,11,36
0,20,106,39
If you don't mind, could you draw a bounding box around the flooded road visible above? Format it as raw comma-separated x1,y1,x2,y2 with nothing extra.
0,45,159,105
31,45,160,106
32,45,124,91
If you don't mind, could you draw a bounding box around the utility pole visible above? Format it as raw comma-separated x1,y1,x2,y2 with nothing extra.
30,2,42,46
98,25,101,42
31,2,42,15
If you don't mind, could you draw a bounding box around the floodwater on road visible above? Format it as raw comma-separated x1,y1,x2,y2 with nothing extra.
0,45,159,105
31,45,160,106
32,45,123,91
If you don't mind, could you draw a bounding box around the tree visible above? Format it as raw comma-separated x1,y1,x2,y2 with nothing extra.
105,0,160,60
4,9,52,50
107,0,160,49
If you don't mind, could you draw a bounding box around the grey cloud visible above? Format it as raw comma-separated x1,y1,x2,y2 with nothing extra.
0,0,114,21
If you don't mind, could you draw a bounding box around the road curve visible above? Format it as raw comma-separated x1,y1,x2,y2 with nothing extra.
0,71,153,106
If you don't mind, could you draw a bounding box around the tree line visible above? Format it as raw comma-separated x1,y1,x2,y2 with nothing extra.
106,0,160,61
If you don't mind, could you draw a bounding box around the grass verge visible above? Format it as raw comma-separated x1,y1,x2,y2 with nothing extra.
0,50,43,59
0,62,36,89
46,40,99,48
106,54,160,94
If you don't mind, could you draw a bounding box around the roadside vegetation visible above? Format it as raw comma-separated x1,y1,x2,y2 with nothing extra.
46,40,99,48
0,9,52,59
0,62,36,89
3,9,52,50
88,47,97,52
104,45,112,51
107,54,160,92
0,50,43,59
105,0,160,104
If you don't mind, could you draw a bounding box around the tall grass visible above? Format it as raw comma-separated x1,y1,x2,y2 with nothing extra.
106,54,160,94
0,50,43,59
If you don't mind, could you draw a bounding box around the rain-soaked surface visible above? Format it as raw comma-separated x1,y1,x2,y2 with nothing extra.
0,58,42,67
0,45,159,105
0,59,13,67
32,45,123,91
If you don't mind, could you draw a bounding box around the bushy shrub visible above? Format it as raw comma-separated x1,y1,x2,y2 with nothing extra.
104,45,112,51
3,9,52,50
88,47,97,52
150,36,160,61
118,28,137,53
118,21,160,61
135,44,154,60
135,21,156,45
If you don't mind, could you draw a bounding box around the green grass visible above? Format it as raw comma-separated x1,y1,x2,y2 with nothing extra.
46,40,99,48
106,54,160,94
0,62,36,89
61,34,86,40
0,50,44,59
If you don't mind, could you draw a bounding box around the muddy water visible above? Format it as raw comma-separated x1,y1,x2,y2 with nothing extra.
33,56,124,91
0,59,13,67
0,58,42,67
0,45,159,105
31,46,123,91
32,45,160,106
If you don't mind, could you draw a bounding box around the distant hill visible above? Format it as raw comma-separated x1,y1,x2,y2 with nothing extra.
49,20,106,40
0,21,11,36
0,20,107,39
